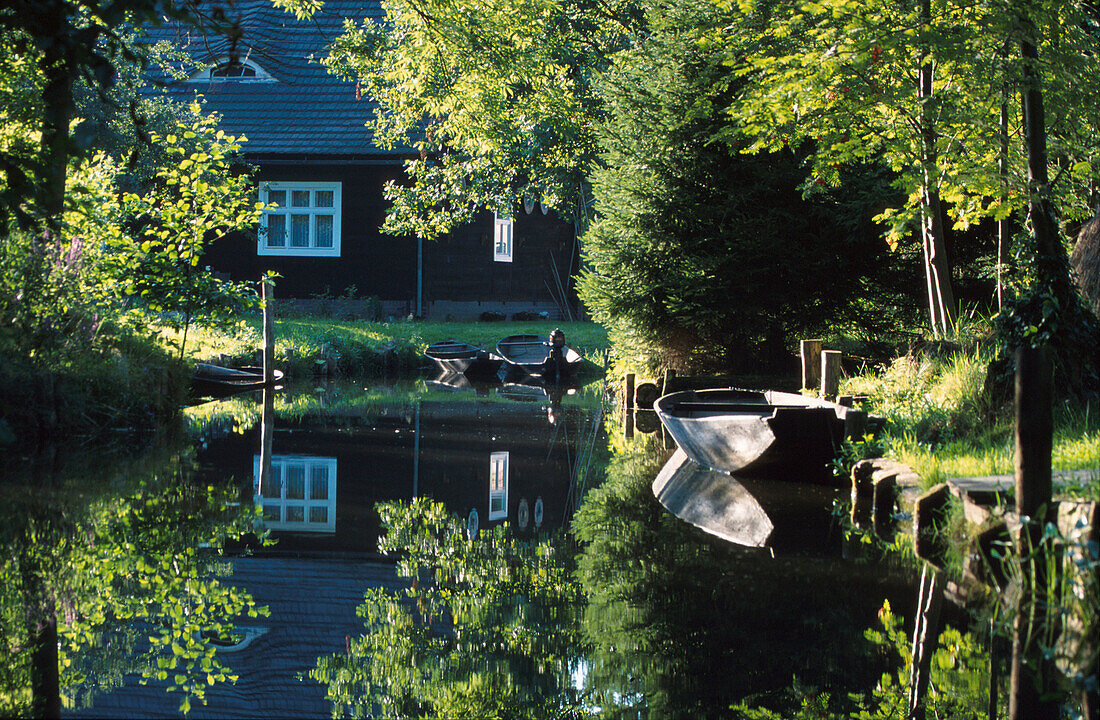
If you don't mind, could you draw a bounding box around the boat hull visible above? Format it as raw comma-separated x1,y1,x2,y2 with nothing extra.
424,340,504,379
191,364,284,398
496,334,582,382
654,388,850,482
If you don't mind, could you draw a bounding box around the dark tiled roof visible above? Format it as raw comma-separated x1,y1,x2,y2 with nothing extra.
143,0,403,158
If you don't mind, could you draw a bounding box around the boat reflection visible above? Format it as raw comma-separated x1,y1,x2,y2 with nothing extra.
652,448,846,554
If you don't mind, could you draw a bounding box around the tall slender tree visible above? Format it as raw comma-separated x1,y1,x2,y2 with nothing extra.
725,0,1100,337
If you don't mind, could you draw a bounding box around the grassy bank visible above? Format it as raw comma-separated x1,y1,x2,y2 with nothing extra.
0,325,189,448
175,317,610,379
840,340,1100,498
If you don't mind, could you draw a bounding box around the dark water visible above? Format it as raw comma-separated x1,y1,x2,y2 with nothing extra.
1,378,931,719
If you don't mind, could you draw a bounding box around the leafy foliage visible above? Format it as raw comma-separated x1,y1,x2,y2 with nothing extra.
723,0,1100,337
578,0,919,371
114,112,265,357
727,601,995,719
990,229,1100,398
322,0,641,237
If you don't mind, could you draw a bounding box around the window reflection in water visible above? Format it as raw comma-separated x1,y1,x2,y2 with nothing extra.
253,455,337,533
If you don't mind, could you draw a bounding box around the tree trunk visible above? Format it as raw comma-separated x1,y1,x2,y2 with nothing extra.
998,83,1012,309
36,1,75,229
1008,7,1060,716
918,0,957,338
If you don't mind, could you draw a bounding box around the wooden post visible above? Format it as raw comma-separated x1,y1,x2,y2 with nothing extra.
820,350,842,400
262,277,275,385
801,339,822,391
844,409,868,441
625,373,636,410
624,408,634,440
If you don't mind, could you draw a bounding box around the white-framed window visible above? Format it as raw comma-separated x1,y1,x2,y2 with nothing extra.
253,454,337,533
489,451,509,521
258,181,342,257
493,214,513,263
186,57,274,83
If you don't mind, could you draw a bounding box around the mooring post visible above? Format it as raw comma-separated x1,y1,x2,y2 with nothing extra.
625,373,635,410
262,277,275,384
801,338,822,391
624,408,635,440
820,350,841,400
662,368,677,395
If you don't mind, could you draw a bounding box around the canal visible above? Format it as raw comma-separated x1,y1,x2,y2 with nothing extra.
2,375,933,718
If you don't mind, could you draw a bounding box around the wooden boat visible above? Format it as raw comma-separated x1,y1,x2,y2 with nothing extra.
654,388,861,482
190,363,284,397
495,333,582,382
424,339,504,379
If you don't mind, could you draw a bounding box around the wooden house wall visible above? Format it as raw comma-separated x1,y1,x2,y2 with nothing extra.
203,161,415,302
202,159,579,315
423,207,578,310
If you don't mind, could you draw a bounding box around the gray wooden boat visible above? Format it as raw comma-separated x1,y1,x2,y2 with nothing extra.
496,333,582,382
654,388,858,482
424,339,504,378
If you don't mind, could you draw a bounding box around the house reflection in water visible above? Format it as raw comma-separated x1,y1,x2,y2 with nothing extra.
253,455,338,534
197,394,600,555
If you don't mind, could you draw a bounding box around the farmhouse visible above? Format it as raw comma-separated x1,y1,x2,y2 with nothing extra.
143,0,579,320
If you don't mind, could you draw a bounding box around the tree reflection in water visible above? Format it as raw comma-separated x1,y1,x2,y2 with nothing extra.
0,444,268,716
314,439,928,719
312,497,588,718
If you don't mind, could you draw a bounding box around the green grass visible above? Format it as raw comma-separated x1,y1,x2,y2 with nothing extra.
840,339,1100,497
170,317,610,378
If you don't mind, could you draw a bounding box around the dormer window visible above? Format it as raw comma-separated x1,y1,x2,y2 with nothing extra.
187,57,273,82
211,61,256,78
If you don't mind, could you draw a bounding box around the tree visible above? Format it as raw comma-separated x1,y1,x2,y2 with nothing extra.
0,0,179,229
320,0,640,238
578,0,921,370
725,0,1100,338
113,112,265,358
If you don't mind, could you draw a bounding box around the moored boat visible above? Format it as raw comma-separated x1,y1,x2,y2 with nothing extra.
654,388,861,482
190,364,284,398
424,339,504,379
496,331,582,382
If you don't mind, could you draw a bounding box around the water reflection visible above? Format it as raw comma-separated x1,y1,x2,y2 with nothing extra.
193,380,604,555
573,444,918,719
0,440,266,717
2,378,962,718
